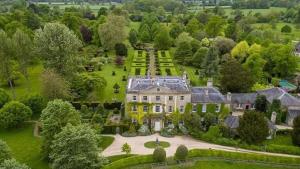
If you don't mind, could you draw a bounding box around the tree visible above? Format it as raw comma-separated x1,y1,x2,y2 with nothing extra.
34,23,82,76
41,69,71,100
122,143,131,154
98,7,107,17
231,41,249,62
169,23,184,39
0,101,32,129
115,43,128,56
40,99,81,159
225,22,239,41
292,115,300,146
128,29,138,47
154,25,172,50
50,124,107,169
0,140,11,163
98,15,126,50
205,16,226,37
113,83,120,93
138,14,159,42
0,159,30,169
0,30,22,97
24,11,41,30
192,47,208,68
174,41,192,65
0,88,10,109
153,147,166,162
268,99,282,124
213,37,236,55
243,52,266,82
255,95,268,113
175,145,188,161
220,59,255,93
80,25,93,44
237,111,269,144
12,29,34,80
186,18,200,36
115,56,124,66
21,94,46,117
201,47,219,77
281,25,292,33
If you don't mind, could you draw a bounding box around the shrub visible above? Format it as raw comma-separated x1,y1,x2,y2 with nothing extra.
112,71,116,76
138,125,151,136
0,159,30,169
0,140,11,163
0,101,32,129
22,94,46,117
281,25,292,33
103,155,153,169
122,143,131,154
292,115,300,146
0,88,10,109
153,147,166,163
115,43,128,56
160,124,177,137
175,145,188,161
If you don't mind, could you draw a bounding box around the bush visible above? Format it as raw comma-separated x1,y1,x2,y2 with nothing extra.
0,101,32,129
0,88,10,109
122,124,137,137
115,43,128,56
22,94,46,117
0,140,11,163
138,125,151,136
153,147,166,163
281,25,292,33
160,124,177,137
175,145,188,161
292,116,300,146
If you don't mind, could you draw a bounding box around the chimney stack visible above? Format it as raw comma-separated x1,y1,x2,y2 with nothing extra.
227,92,232,102
207,78,213,87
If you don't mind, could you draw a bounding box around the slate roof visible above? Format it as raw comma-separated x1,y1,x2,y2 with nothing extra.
127,76,190,93
224,115,239,129
287,109,300,119
257,88,300,107
231,93,257,104
191,87,226,103
224,115,276,130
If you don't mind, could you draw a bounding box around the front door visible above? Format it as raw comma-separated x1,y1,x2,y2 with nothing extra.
154,121,161,132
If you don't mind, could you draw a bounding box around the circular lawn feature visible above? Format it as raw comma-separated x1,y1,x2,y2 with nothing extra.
144,141,170,149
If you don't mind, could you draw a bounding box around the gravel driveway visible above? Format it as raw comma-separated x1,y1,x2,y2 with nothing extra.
102,133,300,158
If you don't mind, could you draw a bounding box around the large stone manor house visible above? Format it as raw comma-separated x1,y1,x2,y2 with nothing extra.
125,75,300,131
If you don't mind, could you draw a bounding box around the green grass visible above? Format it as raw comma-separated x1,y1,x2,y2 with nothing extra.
1,64,43,100
144,141,170,149
0,124,49,169
265,135,293,146
170,160,292,169
107,154,136,163
100,136,115,150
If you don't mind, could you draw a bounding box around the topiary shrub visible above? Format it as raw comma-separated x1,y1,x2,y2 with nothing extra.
175,145,188,161
153,147,166,163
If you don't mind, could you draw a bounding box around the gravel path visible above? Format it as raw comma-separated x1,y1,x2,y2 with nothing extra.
102,133,300,158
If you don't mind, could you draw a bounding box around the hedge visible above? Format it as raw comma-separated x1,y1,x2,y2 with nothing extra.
188,149,300,164
103,155,154,169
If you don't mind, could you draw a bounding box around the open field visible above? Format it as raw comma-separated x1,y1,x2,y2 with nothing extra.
0,124,49,169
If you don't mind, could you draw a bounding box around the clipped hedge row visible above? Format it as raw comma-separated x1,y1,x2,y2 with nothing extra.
103,155,154,169
188,149,300,164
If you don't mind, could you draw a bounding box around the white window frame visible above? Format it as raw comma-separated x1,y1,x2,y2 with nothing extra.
180,96,184,101
143,105,148,112
133,96,137,101
168,106,173,112
202,104,207,113
143,96,148,101
180,105,184,113
156,96,160,101
155,105,160,113
216,104,221,113
169,96,173,101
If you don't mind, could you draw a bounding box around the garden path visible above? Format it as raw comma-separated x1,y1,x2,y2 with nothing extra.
148,49,156,77
102,133,300,158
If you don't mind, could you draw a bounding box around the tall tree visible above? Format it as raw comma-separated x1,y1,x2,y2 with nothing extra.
205,16,226,37
201,47,219,77
12,29,33,80
255,95,268,113
154,25,172,50
220,59,255,93
174,41,192,65
138,14,159,42
98,15,126,50
128,29,138,47
231,41,249,62
238,111,269,144
50,124,107,169
40,99,81,160
34,23,82,76
186,18,200,36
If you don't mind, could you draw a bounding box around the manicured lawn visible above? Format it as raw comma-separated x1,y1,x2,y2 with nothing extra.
144,141,170,148
265,135,293,146
1,64,43,100
107,154,136,163
170,160,292,169
0,124,49,169
100,136,115,150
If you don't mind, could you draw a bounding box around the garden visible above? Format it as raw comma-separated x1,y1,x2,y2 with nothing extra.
130,50,148,76
156,50,178,76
